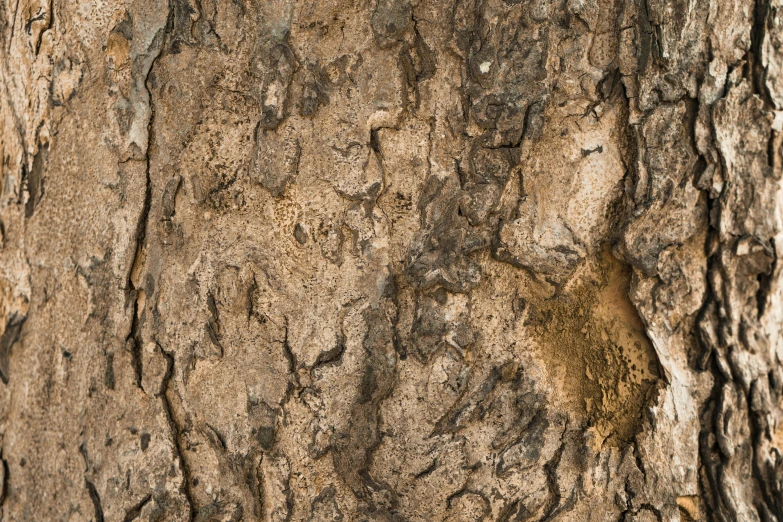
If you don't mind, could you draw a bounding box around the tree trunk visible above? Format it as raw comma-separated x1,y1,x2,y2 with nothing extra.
1,0,782,520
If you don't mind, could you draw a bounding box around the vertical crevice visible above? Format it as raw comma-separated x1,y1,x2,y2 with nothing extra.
539,425,569,521
159,347,195,520
85,479,105,522
750,0,775,107
122,4,195,518
0,454,9,510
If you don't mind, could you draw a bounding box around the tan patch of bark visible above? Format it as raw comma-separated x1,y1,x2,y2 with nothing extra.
529,248,660,444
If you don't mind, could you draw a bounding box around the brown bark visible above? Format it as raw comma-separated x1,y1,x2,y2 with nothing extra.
1,0,782,520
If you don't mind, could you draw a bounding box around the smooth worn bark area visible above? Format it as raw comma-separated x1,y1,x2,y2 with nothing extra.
1,0,783,520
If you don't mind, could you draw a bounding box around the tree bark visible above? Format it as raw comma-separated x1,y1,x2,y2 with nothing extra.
1,0,782,520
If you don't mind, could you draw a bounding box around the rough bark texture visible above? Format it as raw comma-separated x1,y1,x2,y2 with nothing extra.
1,0,783,520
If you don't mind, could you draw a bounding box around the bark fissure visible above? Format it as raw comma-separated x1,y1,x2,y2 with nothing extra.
85,478,105,522
160,347,196,520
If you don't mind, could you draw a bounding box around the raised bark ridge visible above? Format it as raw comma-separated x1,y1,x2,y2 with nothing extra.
0,0,782,520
